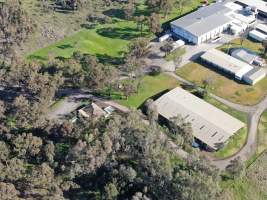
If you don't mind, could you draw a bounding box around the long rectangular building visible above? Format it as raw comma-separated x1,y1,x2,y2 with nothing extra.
201,49,253,80
155,87,245,150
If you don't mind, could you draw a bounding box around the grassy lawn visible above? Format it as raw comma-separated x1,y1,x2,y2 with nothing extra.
205,96,247,123
165,47,186,61
28,21,140,61
117,73,179,108
214,127,247,159
217,38,264,56
177,62,267,105
27,0,212,61
257,111,267,154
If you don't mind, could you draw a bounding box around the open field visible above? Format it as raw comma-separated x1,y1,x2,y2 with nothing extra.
28,22,137,61
221,151,267,200
257,111,267,154
176,62,267,105
27,0,212,61
117,74,179,108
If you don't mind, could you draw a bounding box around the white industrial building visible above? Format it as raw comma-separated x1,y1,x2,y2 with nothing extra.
170,1,257,44
155,87,245,150
171,2,235,44
201,49,253,80
201,49,266,85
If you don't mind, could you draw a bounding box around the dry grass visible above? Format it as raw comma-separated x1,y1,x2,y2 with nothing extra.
177,62,267,105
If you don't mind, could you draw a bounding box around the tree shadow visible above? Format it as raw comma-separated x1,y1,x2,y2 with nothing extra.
27,55,47,61
96,27,142,40
102,8,125,19
80,23,97,29
57,44,74,49
95,53,125,65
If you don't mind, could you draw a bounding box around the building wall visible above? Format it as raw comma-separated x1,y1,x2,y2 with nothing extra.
171,22,231,45
171,25,198,44
243,73,266,85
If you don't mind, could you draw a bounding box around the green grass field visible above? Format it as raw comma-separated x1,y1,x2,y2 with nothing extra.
28,21,138,60
214,127,247,159
117,74,179,108
217,38,264,56
27,0,213,61
176,62,267,105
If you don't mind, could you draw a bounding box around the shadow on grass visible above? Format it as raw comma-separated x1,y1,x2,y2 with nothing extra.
96,27,143,40
96,53,125,65
27,54,47,61
57,44,74,49
194,58,247,85
138,88,170,111
80,23,97,29
103,8,125,19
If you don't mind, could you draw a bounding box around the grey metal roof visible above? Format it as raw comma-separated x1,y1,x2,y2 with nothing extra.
244,68,266,81
231,48,258,64
155,88,245,150
171,2,233,37
201,49,253,79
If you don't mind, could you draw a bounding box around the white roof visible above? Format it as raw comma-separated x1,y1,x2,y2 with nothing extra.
230,13,256,24
155,88,245,150
249,29,267,40
244,68,266,82
236,0,267,13
171,2,234,37
256,24,267,34
201,49,253,79
225,2,243,11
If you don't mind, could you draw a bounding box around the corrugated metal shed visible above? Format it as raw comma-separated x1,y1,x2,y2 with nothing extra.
155,88,245,150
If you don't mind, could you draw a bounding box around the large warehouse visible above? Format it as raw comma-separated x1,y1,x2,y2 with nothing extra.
155,87,245,150
201,49,253,81
170,2,234,44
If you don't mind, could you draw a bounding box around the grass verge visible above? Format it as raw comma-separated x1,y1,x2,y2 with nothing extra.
117,73,179,108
